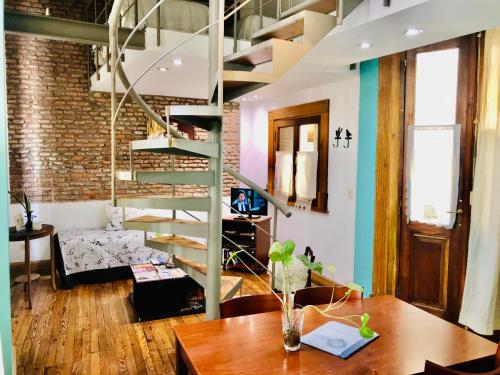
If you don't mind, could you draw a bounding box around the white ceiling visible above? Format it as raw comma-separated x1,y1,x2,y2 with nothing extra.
91,0,500,101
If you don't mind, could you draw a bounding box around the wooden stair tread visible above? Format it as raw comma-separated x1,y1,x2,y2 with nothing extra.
150,235,207,250
281,0,335,18
175,256,207,274
126,215,205,225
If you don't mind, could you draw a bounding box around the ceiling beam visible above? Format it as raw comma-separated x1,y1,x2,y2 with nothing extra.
4,11,145,50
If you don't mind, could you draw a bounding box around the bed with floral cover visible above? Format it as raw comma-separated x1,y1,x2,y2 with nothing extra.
54,203,171,288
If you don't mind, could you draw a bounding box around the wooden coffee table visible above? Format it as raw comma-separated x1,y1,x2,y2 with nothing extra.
9,224,56,309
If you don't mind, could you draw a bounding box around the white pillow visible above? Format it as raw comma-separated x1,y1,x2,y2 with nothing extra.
104,201,124,231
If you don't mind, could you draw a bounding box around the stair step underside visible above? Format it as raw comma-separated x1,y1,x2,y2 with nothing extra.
224,39,274,66
251,10,336,47
131,137,219,159
116,170,215,186
173,256,243,300
252,11,307,41
117,196,211,212
124,215,208,238
223,71,274,92
281,0,336,18
169,105,221,131
146,235,207,264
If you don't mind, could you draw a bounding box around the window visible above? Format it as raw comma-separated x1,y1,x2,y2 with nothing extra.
268,100,329,213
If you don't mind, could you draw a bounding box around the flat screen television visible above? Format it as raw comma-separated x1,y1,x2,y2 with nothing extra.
230,188,268,218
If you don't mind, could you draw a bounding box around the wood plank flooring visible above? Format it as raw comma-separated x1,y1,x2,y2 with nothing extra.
11,272,271,375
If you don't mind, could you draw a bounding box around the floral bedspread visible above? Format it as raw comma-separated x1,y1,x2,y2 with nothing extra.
58,229,169,275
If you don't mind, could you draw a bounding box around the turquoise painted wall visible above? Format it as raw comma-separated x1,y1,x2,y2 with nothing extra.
353,59,379,297
0,0,13,372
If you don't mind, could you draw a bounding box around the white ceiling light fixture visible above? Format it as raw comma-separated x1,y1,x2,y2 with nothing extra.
404,28,423,36
172,57,183,66
359,42,371,49
157,67,169,72
241,97,247,101
253,95,259,98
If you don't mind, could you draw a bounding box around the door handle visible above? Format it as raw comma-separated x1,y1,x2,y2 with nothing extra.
446,209,463,227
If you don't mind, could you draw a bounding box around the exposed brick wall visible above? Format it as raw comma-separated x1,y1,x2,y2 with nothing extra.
5,0,240,202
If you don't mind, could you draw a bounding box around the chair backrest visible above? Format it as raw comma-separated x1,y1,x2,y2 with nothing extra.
294,285,362,307
304,246,315,288
424,343,500,375
424,360,500,375
219,293,283,319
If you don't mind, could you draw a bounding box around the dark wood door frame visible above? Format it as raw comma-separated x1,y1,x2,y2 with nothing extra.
372,35,479,323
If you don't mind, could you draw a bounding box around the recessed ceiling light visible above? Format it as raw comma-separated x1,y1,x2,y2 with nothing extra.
253,95,259,98
241,98,247,101
404,28,423,36
359,42,371,49
157,67,169,72
172,58,183,66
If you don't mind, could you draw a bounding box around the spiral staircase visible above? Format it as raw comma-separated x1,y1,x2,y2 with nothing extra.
108,0,362,320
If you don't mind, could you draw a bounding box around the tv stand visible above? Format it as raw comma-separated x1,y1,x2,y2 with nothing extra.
222,216,271,274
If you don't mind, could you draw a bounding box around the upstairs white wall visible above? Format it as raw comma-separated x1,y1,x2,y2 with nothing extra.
240,69,360,283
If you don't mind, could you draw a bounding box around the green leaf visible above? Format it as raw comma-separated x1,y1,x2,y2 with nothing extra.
359,325,374,339
325,263,336,276
296,254,309,266
347,282,364,292
282,240,295,257
270,251,283,263
309,262,323,274
360,313,370,326
226,250,244,266
282,255,294,268
269,242,283,257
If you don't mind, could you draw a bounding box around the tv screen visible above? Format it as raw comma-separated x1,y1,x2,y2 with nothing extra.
230,188,268,217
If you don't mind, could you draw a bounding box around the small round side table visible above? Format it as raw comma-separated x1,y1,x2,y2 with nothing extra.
9,224,56,309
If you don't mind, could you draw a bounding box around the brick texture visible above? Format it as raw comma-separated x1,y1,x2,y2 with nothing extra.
5,0,240,202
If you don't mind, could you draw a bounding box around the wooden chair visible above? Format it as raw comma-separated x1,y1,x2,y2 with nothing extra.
219,293,283,319
424,343,500,374
294,285,363,307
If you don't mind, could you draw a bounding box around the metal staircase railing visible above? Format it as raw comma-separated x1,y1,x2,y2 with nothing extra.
108,0,293,320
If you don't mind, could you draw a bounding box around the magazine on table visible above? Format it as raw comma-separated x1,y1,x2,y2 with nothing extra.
301,321,379,359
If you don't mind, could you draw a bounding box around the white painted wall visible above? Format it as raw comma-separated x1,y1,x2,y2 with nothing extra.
240,68,360,283
9,197,232,263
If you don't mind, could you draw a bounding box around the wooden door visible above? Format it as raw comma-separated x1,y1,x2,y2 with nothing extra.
398,36,478,322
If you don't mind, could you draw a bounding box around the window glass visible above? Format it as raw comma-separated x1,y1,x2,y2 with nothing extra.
299,124,318,152
414,48,459,126
406,125,461,229
278,126,294,152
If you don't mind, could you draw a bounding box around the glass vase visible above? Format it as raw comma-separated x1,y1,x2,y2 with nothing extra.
281,304,304,352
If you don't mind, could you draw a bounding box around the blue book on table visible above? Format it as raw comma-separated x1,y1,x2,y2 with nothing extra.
300,321,379,359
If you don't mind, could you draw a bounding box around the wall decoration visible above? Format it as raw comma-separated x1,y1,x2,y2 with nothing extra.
344,129,353,148
333,126,343,148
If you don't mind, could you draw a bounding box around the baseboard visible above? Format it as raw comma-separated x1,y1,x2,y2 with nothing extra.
10,259,51,282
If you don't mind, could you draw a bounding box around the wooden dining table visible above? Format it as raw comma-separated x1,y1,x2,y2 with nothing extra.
174,295,497,375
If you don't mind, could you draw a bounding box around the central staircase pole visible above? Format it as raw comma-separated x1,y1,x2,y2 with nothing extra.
205,0,224,320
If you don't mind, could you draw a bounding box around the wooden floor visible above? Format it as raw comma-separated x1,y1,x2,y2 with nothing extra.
11,272,271,375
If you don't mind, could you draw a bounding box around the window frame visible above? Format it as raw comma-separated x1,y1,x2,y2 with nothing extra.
267,99,329,213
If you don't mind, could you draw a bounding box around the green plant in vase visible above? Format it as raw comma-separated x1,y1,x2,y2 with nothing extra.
8,190,34,231
227,239,374,352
